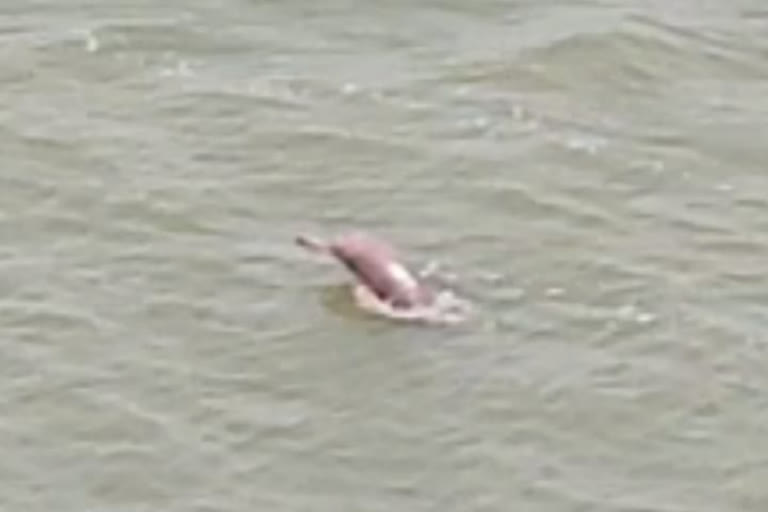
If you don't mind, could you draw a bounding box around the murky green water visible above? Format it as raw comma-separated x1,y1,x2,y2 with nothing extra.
2,2,767,511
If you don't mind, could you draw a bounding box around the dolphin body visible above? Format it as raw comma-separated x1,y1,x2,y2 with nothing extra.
296,233,434,310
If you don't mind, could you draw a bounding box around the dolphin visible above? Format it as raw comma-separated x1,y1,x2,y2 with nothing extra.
296,232,434,309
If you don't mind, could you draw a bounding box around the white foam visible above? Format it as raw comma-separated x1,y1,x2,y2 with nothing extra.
352,283,471,326
83,30,99,52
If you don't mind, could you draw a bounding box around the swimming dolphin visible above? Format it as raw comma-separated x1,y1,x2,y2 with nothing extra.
296,232,434,309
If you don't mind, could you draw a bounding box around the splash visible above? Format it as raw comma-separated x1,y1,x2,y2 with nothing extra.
351,282,471,326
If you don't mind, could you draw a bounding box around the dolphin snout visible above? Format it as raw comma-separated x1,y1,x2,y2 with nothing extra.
296,234,330,254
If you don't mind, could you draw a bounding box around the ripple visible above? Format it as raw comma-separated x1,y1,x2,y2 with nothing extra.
1,1,766,510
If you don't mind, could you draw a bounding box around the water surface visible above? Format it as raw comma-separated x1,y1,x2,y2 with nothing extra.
1,1,767,511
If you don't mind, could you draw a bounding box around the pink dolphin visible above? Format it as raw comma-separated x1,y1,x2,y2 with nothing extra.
296,232,434,309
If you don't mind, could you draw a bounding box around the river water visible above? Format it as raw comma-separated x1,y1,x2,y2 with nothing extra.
2,1,767,511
